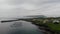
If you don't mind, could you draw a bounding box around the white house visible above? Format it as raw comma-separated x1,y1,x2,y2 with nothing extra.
53,20,60,24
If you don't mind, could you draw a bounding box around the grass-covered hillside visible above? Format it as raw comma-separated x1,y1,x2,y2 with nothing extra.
20,17,60,34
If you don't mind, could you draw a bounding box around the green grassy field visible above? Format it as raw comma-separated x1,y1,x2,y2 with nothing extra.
23,18,60,33
46,23,60,32
31,19,60,32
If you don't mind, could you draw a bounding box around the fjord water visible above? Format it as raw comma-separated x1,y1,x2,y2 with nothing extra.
0,18,43,34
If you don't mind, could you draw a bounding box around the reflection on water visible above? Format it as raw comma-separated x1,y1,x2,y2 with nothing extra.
0,20,43,34
10,21,22,27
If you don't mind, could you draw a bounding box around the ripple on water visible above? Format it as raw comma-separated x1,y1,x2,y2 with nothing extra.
0,20,43,34
9,21,44,34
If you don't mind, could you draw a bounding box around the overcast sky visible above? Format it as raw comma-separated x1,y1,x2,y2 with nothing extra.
0,0,60,18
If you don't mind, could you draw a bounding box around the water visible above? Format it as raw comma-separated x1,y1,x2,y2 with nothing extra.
0,19,43,34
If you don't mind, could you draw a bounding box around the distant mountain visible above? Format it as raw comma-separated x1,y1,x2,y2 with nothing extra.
26,15,47,18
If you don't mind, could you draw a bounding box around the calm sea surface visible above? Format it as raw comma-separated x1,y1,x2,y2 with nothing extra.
0,18,44,34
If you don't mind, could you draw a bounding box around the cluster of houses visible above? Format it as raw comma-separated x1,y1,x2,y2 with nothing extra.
32,18,60,24
43,19,60,24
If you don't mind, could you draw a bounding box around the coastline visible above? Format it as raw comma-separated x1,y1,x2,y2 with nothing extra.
31,22,55,34
1,19,60,34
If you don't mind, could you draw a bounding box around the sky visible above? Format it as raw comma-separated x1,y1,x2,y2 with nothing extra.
0,0,60,18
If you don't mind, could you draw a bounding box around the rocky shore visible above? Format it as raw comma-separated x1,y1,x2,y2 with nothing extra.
31,22,58,34
1,18,60,34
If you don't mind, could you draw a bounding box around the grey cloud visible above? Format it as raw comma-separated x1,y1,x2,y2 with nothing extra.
7,0,24,5
0,0,60,18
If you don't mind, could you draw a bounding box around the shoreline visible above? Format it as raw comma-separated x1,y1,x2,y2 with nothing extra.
1,19,60,34
31,22,55,34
